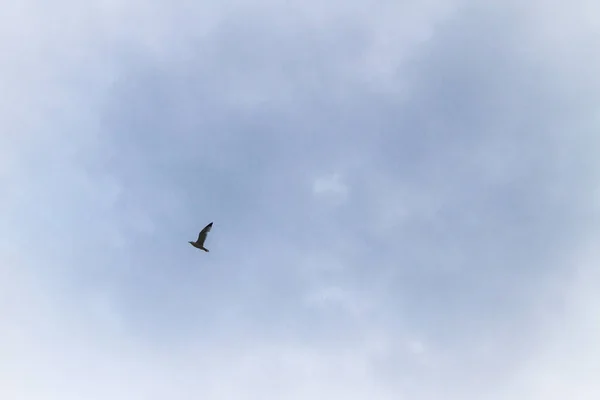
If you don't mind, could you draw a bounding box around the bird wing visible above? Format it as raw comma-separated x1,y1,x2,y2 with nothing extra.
196,222,213,245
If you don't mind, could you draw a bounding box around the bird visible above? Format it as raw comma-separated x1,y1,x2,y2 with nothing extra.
189,222,213,252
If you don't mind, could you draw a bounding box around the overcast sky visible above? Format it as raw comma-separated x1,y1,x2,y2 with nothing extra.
2,1,600,399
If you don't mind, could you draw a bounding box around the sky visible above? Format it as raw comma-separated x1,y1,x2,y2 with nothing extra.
1,0,600,399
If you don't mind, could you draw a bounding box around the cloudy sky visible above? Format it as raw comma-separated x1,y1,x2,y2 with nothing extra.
2,0,600,399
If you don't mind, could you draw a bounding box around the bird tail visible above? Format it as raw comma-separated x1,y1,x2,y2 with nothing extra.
201,247,209,252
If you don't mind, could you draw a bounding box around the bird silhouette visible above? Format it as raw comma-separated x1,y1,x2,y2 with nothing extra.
189,222,213,252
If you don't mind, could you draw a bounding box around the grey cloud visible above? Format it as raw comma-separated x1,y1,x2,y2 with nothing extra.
2,1,600,399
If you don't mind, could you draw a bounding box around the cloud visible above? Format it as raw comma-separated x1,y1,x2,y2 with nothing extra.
312,172,349,205
2,1,600,399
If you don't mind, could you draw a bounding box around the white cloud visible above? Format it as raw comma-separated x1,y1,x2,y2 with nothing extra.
2,0,600,399
312,172,349,203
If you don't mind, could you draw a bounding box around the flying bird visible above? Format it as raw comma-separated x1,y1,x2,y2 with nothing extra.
189,222,213,252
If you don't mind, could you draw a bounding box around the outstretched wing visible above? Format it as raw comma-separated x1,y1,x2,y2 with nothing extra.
196,222,213,245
